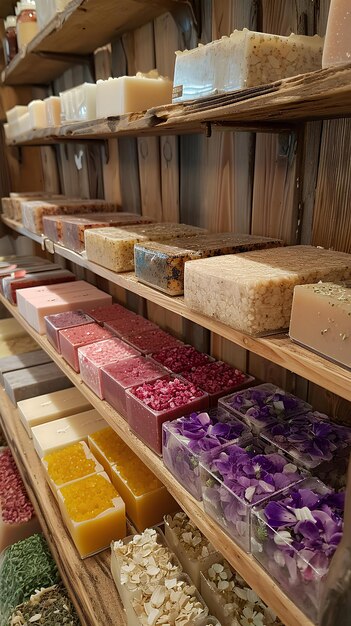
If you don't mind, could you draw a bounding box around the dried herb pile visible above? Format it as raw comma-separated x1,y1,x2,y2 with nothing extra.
9,583,80,625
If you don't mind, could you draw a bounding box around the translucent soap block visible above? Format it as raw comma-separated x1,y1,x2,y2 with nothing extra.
42,440,104,498
218,383,312,434
124,328,183,355
85,303,134,325
105,315,157,339
125,375,209,455
78,337,140,398
60,83,97,122
45,310,94,352
88,426,130,479
150,344,214,374
101,356,167,417
181,362,255,407
57,472,126,559
59,323,113,372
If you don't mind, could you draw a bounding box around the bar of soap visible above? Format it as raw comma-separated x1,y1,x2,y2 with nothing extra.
45,310,94,352
10,194,66,223
88,427,130,477
85,223,207,272
0,349,52,386
60,83,97,122
21,199,119,234
3,362,72,405
18,387,92,437
45,96,61,127
59,323,114,372
125,328,183,355
173,29,323,102
3,269,76,304
32,409,106,457
28,101,48,130
96,71,173,117
290,282,351,369
84,303,134,325
104,315,157,339
57,472,126,558
184,246,351,336
42,441,104,497
135,233,283,295
78,337,140,398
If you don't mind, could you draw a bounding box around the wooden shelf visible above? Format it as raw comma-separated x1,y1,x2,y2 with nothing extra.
1,0,192,86
0,292,313,626
3,215,351,403
0,0,15,18
0,385,126,626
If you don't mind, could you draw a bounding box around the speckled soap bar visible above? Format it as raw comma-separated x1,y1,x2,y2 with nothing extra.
84,303,133,325
59,323,114,372
0,349,52,386
45,310,94,352
105,314,157,339
135,233,283,295
85,223,207,272
125,328,183,355
184,246,351,336
3,362,72,405
21,199,119,234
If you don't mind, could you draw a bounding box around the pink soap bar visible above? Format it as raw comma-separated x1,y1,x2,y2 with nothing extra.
101,356,167,417
84,303,134,325
125,375,209,454
124,329,183,355
78,338,140,398
45,310,94,352
3,270,76,304
105,315,157,338
151,344,214,374
181,361,255,407
59,323,114,372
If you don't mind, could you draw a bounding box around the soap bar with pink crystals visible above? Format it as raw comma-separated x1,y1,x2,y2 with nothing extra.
84,303,133,325
101,356,167,417
124,328,183,355
3,269,76,304
60,323,114,372
105,315,157,339
45,310,94,352
78,338,140,398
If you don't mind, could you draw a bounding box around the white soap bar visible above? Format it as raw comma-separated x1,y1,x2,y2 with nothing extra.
32,409,106,457
4,124,13,141
173,29,323,102
6,105,28,124
45,96,61,126
184,246,351,336
28,100,48,129
15,113,32,137
290,282,351,369
60,83,97,122
96,71,173,117
18,386,92,436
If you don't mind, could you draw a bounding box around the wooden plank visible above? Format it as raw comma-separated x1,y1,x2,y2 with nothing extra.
0,386,126,626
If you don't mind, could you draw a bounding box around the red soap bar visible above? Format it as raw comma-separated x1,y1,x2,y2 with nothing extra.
84,303,134,325
151,344,213,374
105,315,157,338
59,323,113,372
3,270,75,304
45,310,94,352
124,329,183,355
182,361,254,407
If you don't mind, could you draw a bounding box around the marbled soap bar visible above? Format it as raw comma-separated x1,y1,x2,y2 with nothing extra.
184,246,351,336
125,328,183,355
101,356,167,416
60,323,113,372
57,472,126,558
45,310,94,352
134,234,283,295
32,409,106,457
105,315,157,339
85,223,207,272
96,72,173,116
84,303,133,325
42,441,104,497
3,269,75,304
0,349,52,386
21,199,119,234
18,387,92,437
290,282,351,369
3,362,72,405
78,338,140,398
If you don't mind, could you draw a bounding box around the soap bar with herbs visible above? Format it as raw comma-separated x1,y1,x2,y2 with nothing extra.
289,282,351,369
3,362,72,405
32,409,106,457
9,583,80,626
0,349,52,386
184,246,351,336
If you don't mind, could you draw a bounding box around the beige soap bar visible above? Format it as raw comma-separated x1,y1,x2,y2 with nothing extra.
290,282,351,369
96,71,173,117
21,199,119,234
18,387,92,437
85,223,207,272
32,409,106,457
184,246,351,336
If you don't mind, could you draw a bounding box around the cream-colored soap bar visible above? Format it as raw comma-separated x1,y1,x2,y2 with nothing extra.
184,246,351,336
85,223,207,272
18,387,92,437
28,100,48,129
45,96,61,126
21,199,118,234
290,282,351,369
96,71,173,117
32,409,106,457
60,83,97,122
173,29,323,102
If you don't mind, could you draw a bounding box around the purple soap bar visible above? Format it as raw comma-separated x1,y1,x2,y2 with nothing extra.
84,303,133,325
181,361,254,407
78,338,140,399
45,310,94,352
59,323,113,372
125,375,208,454
124,329,183,355
105,315,157,338
151,344,213,374
101,356,167,417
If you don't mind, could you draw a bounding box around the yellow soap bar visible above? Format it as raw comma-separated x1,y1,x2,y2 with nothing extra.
42,441,104,498
58,472,126,558
88,427,128,479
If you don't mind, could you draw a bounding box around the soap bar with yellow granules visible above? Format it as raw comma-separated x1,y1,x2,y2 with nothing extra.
42,441,104,497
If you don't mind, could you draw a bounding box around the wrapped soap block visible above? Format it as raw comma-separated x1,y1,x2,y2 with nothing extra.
134,233,283,295
219,383,311,434
3,269,75,304
45,95,61,126
181,361,254,406
96,71,173,117
0,448,40,552
32,408,106,457
60,82,97,122
85,223,207,272
0,349,52,386
3,362,72,405
9,583,80,626
164,512,219,588
162,408,252,500
184,246,351,336
18,386,92,437
101,356,166,417
21,198,119,234
124,328,183,355
45,309,94,352
59,322,113,372
78,337,140,398
151,344,213,374
125,375,209,454
42,440,104,497
251,478,343,624
173,29,323,102
105,314,157,339
290,282,351,369
57,472,126,558
199,439,303,552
